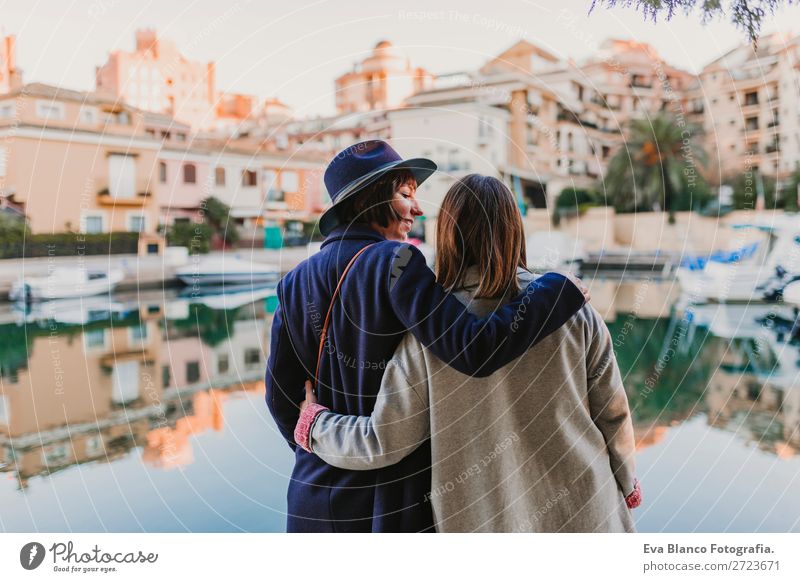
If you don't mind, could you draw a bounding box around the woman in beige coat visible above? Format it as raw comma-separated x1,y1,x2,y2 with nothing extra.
294,174,642,532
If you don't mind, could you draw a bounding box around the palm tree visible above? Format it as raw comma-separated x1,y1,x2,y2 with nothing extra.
603,112,707,224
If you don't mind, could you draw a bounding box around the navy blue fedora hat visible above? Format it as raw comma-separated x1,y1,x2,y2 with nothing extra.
319,140,437,235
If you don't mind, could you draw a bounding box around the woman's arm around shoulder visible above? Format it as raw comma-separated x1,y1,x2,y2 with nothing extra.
295,334,431,469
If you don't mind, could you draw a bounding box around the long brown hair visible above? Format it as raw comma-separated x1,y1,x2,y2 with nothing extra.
435,174,527,298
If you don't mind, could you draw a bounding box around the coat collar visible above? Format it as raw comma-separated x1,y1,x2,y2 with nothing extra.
320,223,386,248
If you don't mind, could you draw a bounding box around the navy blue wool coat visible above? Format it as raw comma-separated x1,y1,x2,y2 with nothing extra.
265,224,585,532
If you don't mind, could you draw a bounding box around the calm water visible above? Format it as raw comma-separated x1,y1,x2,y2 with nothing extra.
1,277,799,532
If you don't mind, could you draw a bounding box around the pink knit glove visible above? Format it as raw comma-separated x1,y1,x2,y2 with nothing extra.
626,479,642,509
294,403,329,453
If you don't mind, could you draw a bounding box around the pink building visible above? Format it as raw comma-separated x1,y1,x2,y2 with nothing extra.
96,29,217,130
0,34,22,94
334,40,435,114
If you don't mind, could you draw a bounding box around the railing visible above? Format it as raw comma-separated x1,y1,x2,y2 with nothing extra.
97,188,152,206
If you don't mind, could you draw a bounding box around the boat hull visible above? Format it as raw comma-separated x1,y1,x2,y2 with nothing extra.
9,271,124,301
176,272,280,286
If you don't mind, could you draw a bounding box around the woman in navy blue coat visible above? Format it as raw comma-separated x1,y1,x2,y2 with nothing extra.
265,140,585,532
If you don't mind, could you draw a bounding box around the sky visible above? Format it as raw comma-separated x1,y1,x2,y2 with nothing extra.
2,0,798,117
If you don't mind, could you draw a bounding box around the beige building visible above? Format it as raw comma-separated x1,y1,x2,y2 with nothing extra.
387,38,696,212
334,40,434,114
688,32,800,185
0,83,163,238
0,80,326,246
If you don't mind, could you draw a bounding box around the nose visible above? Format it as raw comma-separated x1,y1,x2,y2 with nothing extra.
411,198,423,217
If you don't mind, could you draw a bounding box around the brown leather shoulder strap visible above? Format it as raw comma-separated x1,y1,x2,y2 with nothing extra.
314,243,375,388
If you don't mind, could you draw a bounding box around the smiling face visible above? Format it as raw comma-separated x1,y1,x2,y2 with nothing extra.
380,178,423,241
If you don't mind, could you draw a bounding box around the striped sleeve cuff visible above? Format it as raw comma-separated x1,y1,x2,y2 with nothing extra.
294,403,329,453
625,479,642,509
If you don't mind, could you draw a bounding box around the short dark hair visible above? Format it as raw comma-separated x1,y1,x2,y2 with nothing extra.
335,169,416,228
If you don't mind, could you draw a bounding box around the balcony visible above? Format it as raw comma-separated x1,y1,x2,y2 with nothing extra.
765,142,780,154
97,187,152,207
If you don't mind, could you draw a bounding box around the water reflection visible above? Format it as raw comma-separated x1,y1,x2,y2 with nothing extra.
0,277,798,532
0,288,274,493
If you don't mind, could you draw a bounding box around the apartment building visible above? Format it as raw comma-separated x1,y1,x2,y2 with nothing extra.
689,32,800,184
155,138,327,230
0,83,163,238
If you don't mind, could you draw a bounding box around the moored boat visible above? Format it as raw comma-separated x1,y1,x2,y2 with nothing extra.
9,268,124,302
175,256,280,286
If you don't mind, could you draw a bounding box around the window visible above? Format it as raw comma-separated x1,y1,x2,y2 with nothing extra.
42,444,70,465
85,434,103,457
745,117,759,131
242,169,258,187
0,102,14,118
244,348,261,366
128,214,146,233
215,167,226,186
84,215,104,234
0,395,8,426
183,163,196,184
744,91,759,106
265,169,283,203
281,170,299,192
129,324,148,342
81,107,98,124
108,154,136,199
186,361,200,383
162,365,171,389
218,354,229,374
35,100,65,120
112,361,140,405
83,329,106,349
159,161,167,183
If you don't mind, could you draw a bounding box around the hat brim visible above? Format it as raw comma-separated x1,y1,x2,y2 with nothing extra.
318,157,437,236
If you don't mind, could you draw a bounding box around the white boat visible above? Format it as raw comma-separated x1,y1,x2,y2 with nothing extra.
175,256,280,286
9,268,124,302
677,220,800,303
179,284,277,310
12,295,129,325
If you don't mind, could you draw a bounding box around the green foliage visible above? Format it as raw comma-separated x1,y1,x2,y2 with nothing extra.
602,113,709,222
165,221,213,254
0,228,139,259
729,171,776,209
606,313,716,424
0,213,30,244
168,303,238,347
726,170,800,210
200,196,239,246
590,0,797,43
782,165,800,211
556,188,598,209
553,187,602,225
